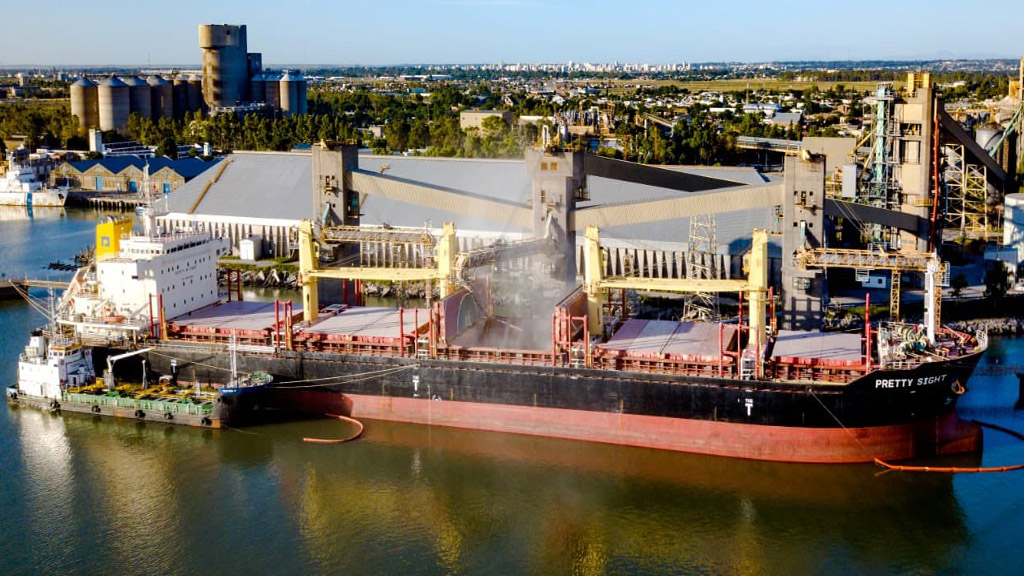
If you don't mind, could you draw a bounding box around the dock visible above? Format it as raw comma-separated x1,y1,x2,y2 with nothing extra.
0,277,67,299
67,191,146,211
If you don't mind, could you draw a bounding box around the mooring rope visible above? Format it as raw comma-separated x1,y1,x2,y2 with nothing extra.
148,350,240,374
808,388,877,460
272,364,417,387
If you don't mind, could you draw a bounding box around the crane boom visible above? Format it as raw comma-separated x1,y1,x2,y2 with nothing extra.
105,347,153,388
795,247,944,342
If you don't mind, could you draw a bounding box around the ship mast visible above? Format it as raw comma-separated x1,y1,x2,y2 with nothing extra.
229,331,238,383
140,161,167,238
47,288,56,337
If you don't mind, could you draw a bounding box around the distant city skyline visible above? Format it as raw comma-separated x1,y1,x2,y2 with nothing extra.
2,0,1023,67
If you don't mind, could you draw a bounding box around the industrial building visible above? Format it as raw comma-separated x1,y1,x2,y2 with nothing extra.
50,157,221,193
158,149,776,279
459,110,513,130
68,23,307,132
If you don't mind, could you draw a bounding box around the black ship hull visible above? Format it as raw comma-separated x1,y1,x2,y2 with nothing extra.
149,346,984,463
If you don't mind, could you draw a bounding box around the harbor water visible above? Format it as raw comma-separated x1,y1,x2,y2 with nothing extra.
2,208,1024,576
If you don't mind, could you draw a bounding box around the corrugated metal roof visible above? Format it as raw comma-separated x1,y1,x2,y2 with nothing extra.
69,157,221,180
170,300,302,329
304,306,427,338
169,152,777,252
771,330,862,362
168,153,310,220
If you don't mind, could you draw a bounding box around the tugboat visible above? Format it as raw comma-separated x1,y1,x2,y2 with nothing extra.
213,334,353,425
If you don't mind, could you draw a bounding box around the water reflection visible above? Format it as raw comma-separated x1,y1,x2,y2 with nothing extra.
0,398,979,576
0,205,66,221
226,419,973,575
12,407,76,571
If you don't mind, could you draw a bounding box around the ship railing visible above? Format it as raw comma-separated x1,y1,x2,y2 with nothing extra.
64,392,213,416
18,353,47,365
880,359,913,370
976,330,989,352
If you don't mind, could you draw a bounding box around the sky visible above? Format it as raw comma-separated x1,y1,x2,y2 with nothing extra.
1,0,1023,66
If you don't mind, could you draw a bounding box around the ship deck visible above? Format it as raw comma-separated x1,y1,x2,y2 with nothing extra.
302,306,428,340
169,300,301,333
597,319,738,361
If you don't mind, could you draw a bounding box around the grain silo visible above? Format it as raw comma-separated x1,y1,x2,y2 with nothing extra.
264,72,281,110
123,76,152,120
250,73,266,103
199,24,250,106
147,75,173,119
97,76,130,131
279,70,299,115
172,75,189,118
70,77,99,129
187,74,203,113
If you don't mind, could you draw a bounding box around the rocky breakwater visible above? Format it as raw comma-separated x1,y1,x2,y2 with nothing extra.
947,317,1024,336
217,267,299,289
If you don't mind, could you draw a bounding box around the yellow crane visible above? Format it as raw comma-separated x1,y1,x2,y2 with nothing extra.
298,220,458,323
299,220,556,324
795,247,945,341
583,226,770,350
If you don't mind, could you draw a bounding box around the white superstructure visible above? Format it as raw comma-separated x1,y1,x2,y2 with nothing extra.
16,332,95,399
93,230,223,318
59,173,227,345
0,150,68,207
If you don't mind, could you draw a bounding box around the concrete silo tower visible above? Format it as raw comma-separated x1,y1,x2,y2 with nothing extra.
70,77,99,129
123,76,152,120
97,76,130,131
147,75,173,119
280,70,299,115
198,24,250,107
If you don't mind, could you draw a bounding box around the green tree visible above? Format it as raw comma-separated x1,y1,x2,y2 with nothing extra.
384,119,410,152
156,135,178,159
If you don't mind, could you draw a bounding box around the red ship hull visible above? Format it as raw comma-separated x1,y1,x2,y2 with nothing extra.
347,393,982,464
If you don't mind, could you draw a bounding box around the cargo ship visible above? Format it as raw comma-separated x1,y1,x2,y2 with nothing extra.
140,223,986,464
6,150,989,463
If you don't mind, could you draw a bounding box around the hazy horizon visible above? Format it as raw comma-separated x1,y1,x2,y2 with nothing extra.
2,0,1022,67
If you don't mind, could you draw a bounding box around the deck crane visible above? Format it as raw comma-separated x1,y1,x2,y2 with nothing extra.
583,226,770,371
104,347,154,388
299,219,559,324
794,247,946,343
